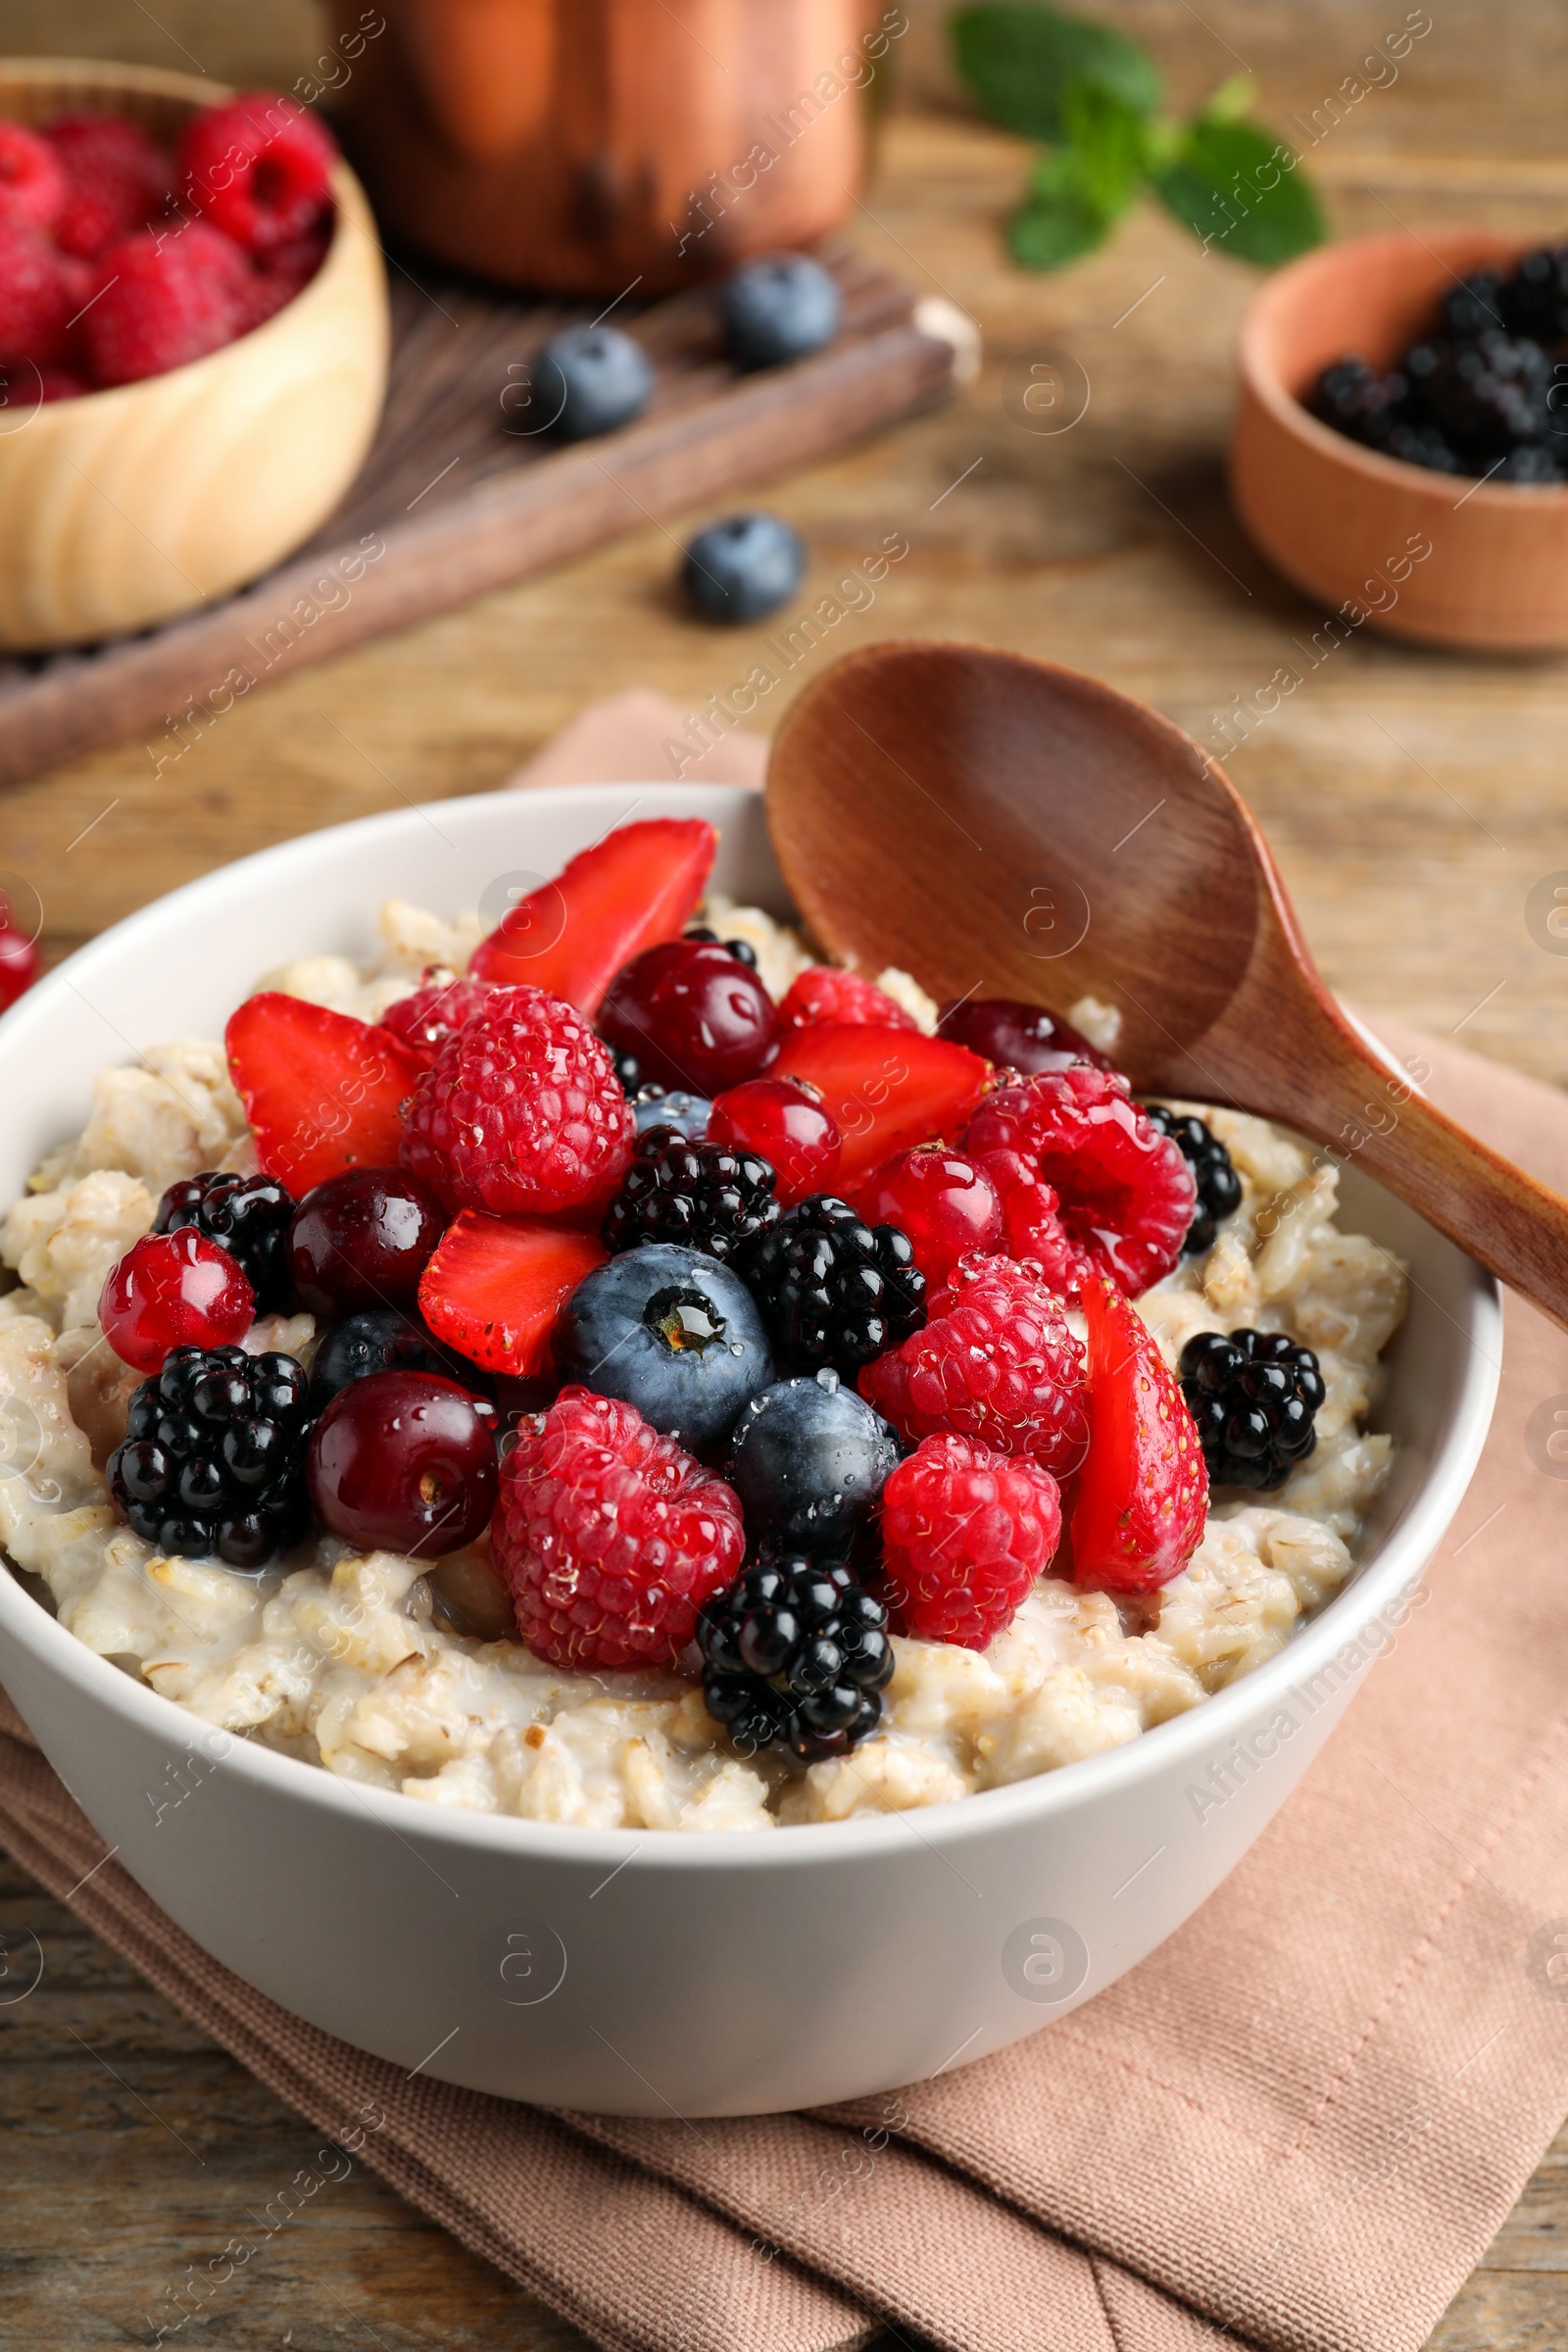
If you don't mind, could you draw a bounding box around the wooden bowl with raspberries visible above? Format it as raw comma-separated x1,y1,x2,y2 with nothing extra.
0,59,388,650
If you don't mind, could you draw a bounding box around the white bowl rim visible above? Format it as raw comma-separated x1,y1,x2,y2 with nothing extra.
0,782,1504,1872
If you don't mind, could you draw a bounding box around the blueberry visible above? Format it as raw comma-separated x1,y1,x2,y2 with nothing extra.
554,1243,773,1456
725,1370,900,1549
534,324,654,442
634,1087,712,1141
682,512,805,624
721,254,842,369
309,1308,487,1413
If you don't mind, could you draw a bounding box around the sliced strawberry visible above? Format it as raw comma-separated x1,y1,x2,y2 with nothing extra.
1069,1277,1207,1594
778,964,919,1032
469,817,716,1015
770,1023,989,1182
418,1210,607,1377
225,993,423,1197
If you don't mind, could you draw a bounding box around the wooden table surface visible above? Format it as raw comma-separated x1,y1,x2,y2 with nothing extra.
2,3,1566,2346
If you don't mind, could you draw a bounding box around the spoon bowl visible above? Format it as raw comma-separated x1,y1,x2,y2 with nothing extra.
766,639,1568,1327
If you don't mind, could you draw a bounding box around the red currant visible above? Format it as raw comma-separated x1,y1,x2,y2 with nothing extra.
0,893,39,1013
938,997,1112,1074
99,1230,255,1373
598,938,779,1096
288,1166,448,1319
852,1145,1003,1286
306,1370,498,1557
707,1075,840,1205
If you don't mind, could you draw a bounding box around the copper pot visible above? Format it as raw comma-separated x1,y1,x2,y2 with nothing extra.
330,0,898,295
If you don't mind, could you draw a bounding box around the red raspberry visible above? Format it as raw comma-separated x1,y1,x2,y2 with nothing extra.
0,220,77,364
851,1144,1002,1287
178,93,336,256
378,971,497,1070
36,366,87,403
83,222,248,386
494,1386,746,1670
46,111,172,257
879,1433,1062,1648
400,984,634,1218
99,1230,255,1375
859,1253,1087,1474
778,965,919,1032
1069,1277,1207,1593
970,1148,1091,1298
961,1066,1195,1297
235,222,330,329
0,122,65,232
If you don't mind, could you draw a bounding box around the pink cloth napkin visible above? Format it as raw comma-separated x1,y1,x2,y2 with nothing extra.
3,692,1566,2352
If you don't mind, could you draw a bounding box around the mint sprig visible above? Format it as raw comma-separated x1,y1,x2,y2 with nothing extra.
953,2,1325,272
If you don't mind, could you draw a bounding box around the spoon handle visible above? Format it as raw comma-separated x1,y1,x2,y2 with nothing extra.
1262,1016,1568,1328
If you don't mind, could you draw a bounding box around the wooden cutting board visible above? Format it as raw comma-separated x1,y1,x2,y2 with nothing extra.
0,245,956,794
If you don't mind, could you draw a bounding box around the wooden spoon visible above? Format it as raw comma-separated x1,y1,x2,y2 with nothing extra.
765,638,1568,1326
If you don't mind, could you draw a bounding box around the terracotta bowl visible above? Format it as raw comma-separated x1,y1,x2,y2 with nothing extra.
1231,228,1568,653
0,59,389,651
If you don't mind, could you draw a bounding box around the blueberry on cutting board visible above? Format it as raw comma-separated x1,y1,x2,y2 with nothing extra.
535,323,654,441
722,254,842,368
682,513,805,623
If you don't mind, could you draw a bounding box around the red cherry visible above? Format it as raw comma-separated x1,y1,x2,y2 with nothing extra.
0,893,39,1012
99,1230,255,1373
598,938,779,1096
288,1166,447,1319
852,1145,1003,1287
938,997,1112,1074
707,1076,841,1205
306,1370,498,1557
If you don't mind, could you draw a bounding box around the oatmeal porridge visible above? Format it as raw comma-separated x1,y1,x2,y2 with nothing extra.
0,821,1405,1834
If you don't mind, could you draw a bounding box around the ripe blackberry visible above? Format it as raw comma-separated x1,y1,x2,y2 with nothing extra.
601,1124,780,1261
154,1169,296,1314
1494,442,1567,482
1308,355,1406,448
1420,330,1553,457
108,1344,312,1567
1501,245,1568,342
739,1195,925,1376
1178,1328,1325,1492
1142,1106,1242,1257
698,1548,894,1764
1440,270,1505,338
611,1046,643,1094
1383,420,1462,473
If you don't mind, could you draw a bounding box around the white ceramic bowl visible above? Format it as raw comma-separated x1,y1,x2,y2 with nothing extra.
0,783,1500,2116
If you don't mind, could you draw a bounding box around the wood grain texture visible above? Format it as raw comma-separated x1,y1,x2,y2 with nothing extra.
0,4,1565,2348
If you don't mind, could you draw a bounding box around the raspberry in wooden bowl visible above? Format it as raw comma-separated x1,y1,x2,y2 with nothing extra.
0,58,387,649
1231,228,1568,652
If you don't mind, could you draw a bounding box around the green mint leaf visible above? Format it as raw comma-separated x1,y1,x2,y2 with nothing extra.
1008,188,1117,270
1199,72,1256,123
953,2,1162,142
1055,79,1152,214
1008,79,1146,270
1151,115,1326,266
